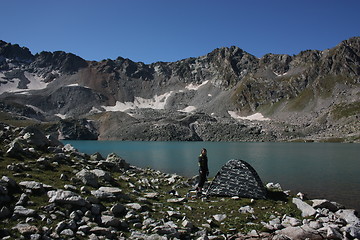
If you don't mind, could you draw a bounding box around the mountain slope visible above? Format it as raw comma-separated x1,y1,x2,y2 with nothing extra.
0,38,359,142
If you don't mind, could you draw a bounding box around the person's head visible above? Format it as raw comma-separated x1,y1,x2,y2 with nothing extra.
201,148,207,156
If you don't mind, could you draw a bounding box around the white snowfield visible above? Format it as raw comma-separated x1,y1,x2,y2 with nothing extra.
0,71,48,94
228,111,270,121
185,80,209,90
179,106,197,113
103,81,210,112
103,92,174,112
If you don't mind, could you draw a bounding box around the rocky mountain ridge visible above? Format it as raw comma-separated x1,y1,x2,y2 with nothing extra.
0,38,359,142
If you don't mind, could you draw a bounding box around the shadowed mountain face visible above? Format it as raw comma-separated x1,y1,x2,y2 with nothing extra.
0,38,359,142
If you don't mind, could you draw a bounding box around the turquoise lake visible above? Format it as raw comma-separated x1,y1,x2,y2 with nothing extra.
63,141,360,211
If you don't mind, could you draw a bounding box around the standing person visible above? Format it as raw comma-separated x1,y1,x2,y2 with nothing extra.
197,148,209,194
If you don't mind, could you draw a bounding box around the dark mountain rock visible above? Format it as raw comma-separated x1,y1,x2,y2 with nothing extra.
31,51,88,74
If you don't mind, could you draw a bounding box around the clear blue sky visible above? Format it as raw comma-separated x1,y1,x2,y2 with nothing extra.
1,0,359,63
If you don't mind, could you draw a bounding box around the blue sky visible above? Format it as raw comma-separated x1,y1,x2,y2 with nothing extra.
1,0,359,63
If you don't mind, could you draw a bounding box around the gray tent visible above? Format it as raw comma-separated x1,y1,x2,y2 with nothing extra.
206,159,267,199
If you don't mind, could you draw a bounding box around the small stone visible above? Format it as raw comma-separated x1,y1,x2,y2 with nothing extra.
213,214,227,222
60,229,74,236
239,205,254,214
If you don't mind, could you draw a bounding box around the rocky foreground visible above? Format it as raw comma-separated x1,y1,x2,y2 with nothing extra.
0,123,359,239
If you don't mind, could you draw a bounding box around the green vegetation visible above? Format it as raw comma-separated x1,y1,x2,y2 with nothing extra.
287,88,314,111
331,102,360,120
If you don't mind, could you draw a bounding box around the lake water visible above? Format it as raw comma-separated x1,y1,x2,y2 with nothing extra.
63,141,360,211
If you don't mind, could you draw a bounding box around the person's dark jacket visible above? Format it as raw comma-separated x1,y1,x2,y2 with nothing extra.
198,154,209,176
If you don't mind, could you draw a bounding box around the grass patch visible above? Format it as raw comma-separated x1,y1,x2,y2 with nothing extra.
331,102,360,120
287,88,314,111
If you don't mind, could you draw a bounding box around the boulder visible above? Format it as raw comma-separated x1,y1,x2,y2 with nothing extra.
111,203,127,217
97,153,130,171
12,205,37,218
75,169,99,188
21,126,50,148
335,209,360,224
101,215,122,228
12,223,38,235
0,206,11,219
47,189,87,206
292,198,316,217
6,139,24,158
344,224,360,239
19,181,47,193
276,224,325,240
91,187,125,201
311,199,339,212
213,214,227,222
90,169,113,182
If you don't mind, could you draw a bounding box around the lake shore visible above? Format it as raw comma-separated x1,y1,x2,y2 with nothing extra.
1,123,359,239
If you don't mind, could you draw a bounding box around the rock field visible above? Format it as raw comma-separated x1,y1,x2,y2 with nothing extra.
0,123,359,239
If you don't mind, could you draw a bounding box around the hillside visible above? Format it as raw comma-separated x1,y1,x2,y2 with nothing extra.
0,38,359,142
1,123,359,239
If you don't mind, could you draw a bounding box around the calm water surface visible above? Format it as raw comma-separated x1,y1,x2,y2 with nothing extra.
63,141,360,211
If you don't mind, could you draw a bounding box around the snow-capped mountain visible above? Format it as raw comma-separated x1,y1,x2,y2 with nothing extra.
0,38,359,142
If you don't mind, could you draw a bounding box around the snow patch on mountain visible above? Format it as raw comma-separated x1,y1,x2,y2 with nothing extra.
24,72,48,90
103,91,174,112
0,71,48,94
179,106,196,113
185,80,209,90
228,111,270,121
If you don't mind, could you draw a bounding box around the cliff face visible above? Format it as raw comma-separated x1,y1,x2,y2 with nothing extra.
0,38,359,142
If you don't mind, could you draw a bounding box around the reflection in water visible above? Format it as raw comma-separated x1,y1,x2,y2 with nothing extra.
63,141,360,211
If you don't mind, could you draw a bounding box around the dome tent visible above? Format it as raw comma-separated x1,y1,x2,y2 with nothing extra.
206,159,267,199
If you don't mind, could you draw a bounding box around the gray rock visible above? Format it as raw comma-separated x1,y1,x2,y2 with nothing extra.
182,219,194,229
335,209,360,224
239,205,254,214
75,169,99,188
311,199,339,212
101,215,122,228
89,226,113,237
55,221,67,233
78,225,91,234
167,197,186,203
308,220,323,229
213,214,227,222
60,229,74,236
6,139,24,158
16,193,29,206
12,223,38,235
292,198,316,217
13,205,37,218
1,176,18,189
97,153,130,171
344,224,360,238
19,181,46,193
91,169,113,182
324,226,343,239
282,216,301,227
167,211,182,219
276,224,324,240
47,189,87,206
125,203,142,211
21,126,50,148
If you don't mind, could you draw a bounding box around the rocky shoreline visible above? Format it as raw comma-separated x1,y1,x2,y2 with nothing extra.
1,123,359,239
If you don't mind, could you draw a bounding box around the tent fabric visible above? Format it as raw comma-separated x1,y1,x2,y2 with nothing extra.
206,159,267,199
